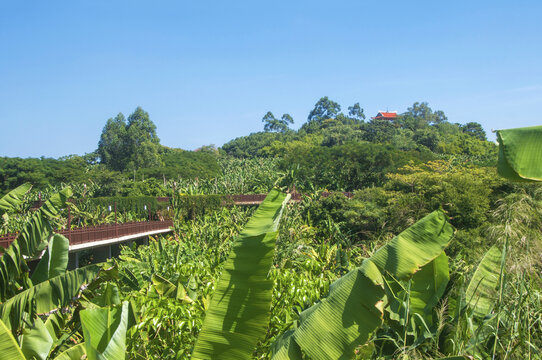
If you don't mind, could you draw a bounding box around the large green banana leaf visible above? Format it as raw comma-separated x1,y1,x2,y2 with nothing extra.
0,264,101,331
465,246,502,319
371,211,454,280
497,125,542,181
80,301,130,360
192,189,290,360
0,183,31,215
271,211,454,360
17,187,72,257
0,187,72,301
0,319,25,360
20,317,53,360
409,251,450,318
287,260,385,360
385,251,450,329
53,343,86,360
31,234,70,285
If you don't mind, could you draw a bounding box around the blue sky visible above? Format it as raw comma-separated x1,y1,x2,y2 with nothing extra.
1,0,541,158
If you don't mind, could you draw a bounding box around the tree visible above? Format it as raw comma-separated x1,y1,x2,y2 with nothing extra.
262,112,294,133
126,107,161,170
348,102,365,122
97,107,162,171
462,122,487,141
307,96,341,123
413,127,440,151
403,102,447,126
97,113,128,171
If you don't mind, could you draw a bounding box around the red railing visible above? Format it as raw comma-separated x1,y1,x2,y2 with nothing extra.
0,220,173,249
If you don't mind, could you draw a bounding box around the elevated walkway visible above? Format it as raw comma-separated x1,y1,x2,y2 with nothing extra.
0,220,173,252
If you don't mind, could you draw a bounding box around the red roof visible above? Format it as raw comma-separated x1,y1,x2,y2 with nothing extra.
371,111,398,120
379,112,397,118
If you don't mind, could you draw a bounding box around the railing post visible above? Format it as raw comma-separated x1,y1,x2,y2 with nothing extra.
114,201,118,238
67,205,72,242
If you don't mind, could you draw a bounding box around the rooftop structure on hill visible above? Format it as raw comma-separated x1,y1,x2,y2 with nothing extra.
372,111,398,120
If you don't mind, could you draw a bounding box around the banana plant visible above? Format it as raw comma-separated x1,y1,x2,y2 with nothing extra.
0,183,31,215
192,189,291,359
271,210,455,360
0,186,72,301
0,187,134,359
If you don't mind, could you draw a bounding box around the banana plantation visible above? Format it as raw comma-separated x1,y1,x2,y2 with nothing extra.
0,125,541,360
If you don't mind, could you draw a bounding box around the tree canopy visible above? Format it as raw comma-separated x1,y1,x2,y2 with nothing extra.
262,112,294,133
97,107,162,171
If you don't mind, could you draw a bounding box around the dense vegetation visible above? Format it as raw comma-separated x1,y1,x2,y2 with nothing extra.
0,100,540,359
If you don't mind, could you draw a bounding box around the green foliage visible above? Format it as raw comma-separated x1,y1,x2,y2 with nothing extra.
0,183,31,214
262,112,294,133
497,125,542,181
97,113,129,171
80,301,130,360
306,96,341,125
0,187,72,302
0,319,25,360
31,234,70,285
222,132,296,158
277,141,434,191
386,160,498,229
193,190,290,359
271,211,454,359
465,246,503,319
98,107,162,172
89,196,166,214
176,194,228,219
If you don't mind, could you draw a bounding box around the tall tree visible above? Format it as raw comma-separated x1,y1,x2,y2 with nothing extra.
403,102,447,126
307,96,341,123
348,102,366,122
462,122,487,141
97,107,162,171
262,112,294,133
126,107,161,170
97,113,128,171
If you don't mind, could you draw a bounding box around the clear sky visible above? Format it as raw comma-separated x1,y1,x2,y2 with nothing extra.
1,0,541,158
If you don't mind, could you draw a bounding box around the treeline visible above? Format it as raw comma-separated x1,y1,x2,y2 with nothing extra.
224,99,494,157
1,100,498,196
0,149,219,197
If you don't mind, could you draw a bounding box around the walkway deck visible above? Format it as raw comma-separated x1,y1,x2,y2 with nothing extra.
0,220,173,252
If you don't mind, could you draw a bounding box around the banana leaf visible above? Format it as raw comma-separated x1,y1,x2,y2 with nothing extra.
0,187,72,301
409,251,450,318
20,317,53,360
271,211,454,360
497,125,542,181
385,251,450,329
80,301,129,360
371,211,454,280
0,264,101,332
465,246,502,319
90,282,121,307
151,273,177,298
17,187,72,257
53,343,86,360
290,260,385,360
0,183,31,215
270,330,302,360
44,311,65,342
0,319,25,360
31,234,70,285
192,189,290,360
